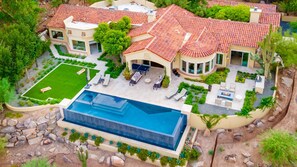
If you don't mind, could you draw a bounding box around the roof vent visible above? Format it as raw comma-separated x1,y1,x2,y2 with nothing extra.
254,7,258,11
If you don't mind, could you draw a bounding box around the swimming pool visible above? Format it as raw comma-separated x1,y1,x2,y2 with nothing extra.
63,90,187,150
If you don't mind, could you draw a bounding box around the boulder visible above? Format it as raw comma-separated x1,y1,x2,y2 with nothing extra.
43,139,52,145
15,140,26,147
2,119,7,126
27,121,37,129
243,158,250,164
48,133,57,141
23,118,31,127
111,156,125,167
225,154,237,163
56,112,62,120
57,136,65,143
35,151,42,157
9,136,17,143
253,119,261,125
98,156,105,164
115,152,125,161
247,124,255,133
17,135,26,141
11,132,21,137
47,124,56,132
281,77,293,88
28,136,43,145
1,126,16,133
216,129,225,134
203,129,211,137
36,116,49,125
242,152,251,158
37,123,47,131
49,147,56,153
22,128,36,136
106,157,111,166
268,116,275,122
193,145,203,154
4,134,12,140
89,154,98,160
63,155,72,163
7,119,18,126
27,134,37,140
37,131,45,137
16,123,25,129
256,121,264,128
6,142,14,148
246,161,255,167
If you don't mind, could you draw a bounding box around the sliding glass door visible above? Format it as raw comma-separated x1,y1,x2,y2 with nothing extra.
242,52,249,67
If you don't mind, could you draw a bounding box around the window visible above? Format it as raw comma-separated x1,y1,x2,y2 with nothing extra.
72,40,86,51
216,53,223,65
81,32,86,37
67,30,72,34
196,63,203,74
51,30,64,40
211,58,215,69
188,63,194,74
205,61,210,73
182,60,187,72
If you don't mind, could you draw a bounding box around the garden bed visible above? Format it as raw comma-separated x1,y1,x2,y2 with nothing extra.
178,82,208,114
54,44,86,59
235,71,257,83
98,53,125,78
203,68,230,85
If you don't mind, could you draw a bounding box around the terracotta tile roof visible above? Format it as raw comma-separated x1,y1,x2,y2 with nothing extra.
47,4,148,28
128,21,155,37
208,0,277,13
259,12,281,26
123,37,154,54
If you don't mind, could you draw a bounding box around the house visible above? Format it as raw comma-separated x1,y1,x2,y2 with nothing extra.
47,1,280,79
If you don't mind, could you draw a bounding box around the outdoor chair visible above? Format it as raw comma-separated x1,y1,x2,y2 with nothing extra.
215,98,222,105
153,75,164,90
129,72,142,86
172,69,180,77
94,75,104,85
165,87,179,99
174,88,187,101
229,83,236,92
103,74,110,86
225,101,232,108
220,82,227,91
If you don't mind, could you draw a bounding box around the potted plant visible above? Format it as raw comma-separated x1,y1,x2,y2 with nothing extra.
122,66,131,80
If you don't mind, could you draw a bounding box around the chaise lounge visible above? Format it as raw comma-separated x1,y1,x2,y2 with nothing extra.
103,74,110,86
165,87,179,99
174,88,187,101
129,72,142,86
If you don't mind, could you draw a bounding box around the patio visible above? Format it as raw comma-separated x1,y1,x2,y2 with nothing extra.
88,67,208,111
205,65,258,111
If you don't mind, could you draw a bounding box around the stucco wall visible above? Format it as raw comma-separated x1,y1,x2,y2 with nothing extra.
5,103,59,112
132,33,153,42
228,45,257,68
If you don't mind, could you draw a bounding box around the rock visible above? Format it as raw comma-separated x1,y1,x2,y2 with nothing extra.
1,126,16,133
203,129,211,137
27,134,37,140
37,123,48,131
35,151,42,157
242,152,251,158
89,154,98,160
6,142,14,148
246,161,255,167
253,119,261,125
225,154,237,163
48,159,54,165
37,131,45,137
22,128,36,136
43,139,52,145
273,110,280,116
16,153,21,156
115,152,125,161
16,123,25,129
98,156,105,164
28,152,34,157
247,124,255,133
193,145,203,154
9,137,17,143
48,133,57,141
11,132,21,137
4,134,11,140
18,135,26,141
56,112,62,120
253,142,259,148
28,136,43,145
111,156,124,167
268,116,275,122
281,77,293,88
23,118,31,127
36,116,49,125
2,119,7,126
63,155,72,163
49,147,56,153
275,106,282,113
57,136,65,143
216,128,225,134
15,140,26,147
7,119,18,126
44,130,50,137
234,132,243,140
190,161,204,167
106,157,111,166
243,158,250,164
256,121,264,128
48,119,56,125
47,124,56,132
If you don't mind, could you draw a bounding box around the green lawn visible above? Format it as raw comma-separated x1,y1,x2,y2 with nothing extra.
24,64,98,100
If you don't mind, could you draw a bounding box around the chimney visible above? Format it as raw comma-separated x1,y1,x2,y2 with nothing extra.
147,10,156,23
250,7,262,23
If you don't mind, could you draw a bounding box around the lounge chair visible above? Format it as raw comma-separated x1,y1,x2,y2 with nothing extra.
129,72,142,86
40,86,51,93
103,74,110,86
94,75,104,85
220,82,227,91
229,83,236,92
225,101,232,108
153,75,164,90
174,88,187,101
215,98,222,105
77,68,85,75
165,88,178,99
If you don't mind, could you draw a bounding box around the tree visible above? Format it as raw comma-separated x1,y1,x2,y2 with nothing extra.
77,147,88,167
276,32,297,67
102,30,131,56
22,158,56,167
255,25,282,79
200,114,227,129
109,16,131,34
93,23,110,43
260,130,297,166
0,78,14,111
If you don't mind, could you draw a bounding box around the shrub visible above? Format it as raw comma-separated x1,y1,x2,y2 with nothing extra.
122,66,131,80
236,91,257,117
79,136,88,143
26,100,34,107
64,128,68,131
118,143,128,154
18,100,25,106
54,44,85,59
204,68,230,85
127,146,137,156
161,75,170,88
149,152,159,162
91,135,97,141
258,96,275,109
0,137,7,155
5,111,23,118
94,136,104,147
198,95,206,104
206,5,250,22
208,150,214,155
137,149,149,161
191,104,199,114
271,86,277,91
69,132,80,142
22,158,55,167
61,132,68,137
109,140,114,145
160,156,169,166
190,149,201,160
84,133,89,138
260,130,297,166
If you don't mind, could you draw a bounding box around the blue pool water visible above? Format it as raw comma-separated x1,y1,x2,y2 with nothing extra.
63,90,187,150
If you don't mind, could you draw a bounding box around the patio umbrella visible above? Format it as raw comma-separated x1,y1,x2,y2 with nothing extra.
86,68,90,83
